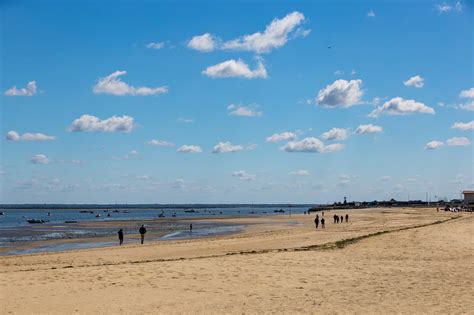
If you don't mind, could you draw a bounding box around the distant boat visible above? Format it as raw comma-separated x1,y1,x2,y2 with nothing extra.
95,214,101,218
158,211,165,218
0,211,4,215
64,220,78,224
184,209,196,213
27,219,48,224
80,210,94,214
274,209,285,213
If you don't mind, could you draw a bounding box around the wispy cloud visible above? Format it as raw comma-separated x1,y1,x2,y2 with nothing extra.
4,81,37,96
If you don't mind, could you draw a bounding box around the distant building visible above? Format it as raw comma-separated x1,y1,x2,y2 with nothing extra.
463,191,474,202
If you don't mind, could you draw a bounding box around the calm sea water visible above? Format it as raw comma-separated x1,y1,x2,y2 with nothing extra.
0,206,308,255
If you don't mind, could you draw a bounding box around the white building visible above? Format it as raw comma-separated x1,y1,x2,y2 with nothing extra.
463,191,474,202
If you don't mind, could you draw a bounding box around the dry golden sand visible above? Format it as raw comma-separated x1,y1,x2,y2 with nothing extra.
0,208,472,314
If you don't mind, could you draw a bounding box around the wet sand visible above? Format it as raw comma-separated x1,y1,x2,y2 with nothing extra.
0,208,472,314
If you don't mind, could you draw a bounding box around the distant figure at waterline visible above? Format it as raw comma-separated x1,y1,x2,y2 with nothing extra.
139,225,147,244
321,218,325,229
314,215,319,229
118,229,124,245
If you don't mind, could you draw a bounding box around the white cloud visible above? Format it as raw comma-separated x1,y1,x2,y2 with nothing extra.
146,42,165,49
130,150,139,155
212,141,244,153
187,33,217,52
227,104,262,117
316,79,363,108
289,170,310,176
460,87,474,99
281,137,344,153
4,81,37,96
6,130,56,141
146,139,174,146
221,11,307,54
93,71,168,96
137,175,151,180
425,140,444,150
178,118,195,124
436,2,462,13
320,128,348,141
367,10,376,17
446,137,470,146
380,176,391,182
203,59,267,79
68,114,135,133
369,97,435,118
31,154,49,164
459,101,474,111
451,121,474,130
355,124,383,134
177,145,202,153
232,170,256,181
403,75,424,88
266,131,298,143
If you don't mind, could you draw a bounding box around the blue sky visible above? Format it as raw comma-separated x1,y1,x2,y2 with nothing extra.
1,0,473,204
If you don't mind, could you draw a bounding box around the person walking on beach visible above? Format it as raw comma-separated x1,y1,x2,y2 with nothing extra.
345,214,349,222
118,229,124,245
314,215,319,229
321,218,325,229
340,215,344,223
139,225,147,244
190,223,193,232
333,214,337,224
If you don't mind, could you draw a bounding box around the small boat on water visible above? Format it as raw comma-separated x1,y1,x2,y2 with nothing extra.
27,219,49,224
0,211,5,215
64,220,78,224
80,210,94,214
274,209,285,213
184,209,196,213
95,214,101,218
158,210,165,218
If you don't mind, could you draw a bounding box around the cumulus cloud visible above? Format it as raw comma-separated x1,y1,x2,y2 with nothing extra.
451,121,474,130
320,128,348,141
266,131,298,143
221,11,307,54
203,59,267,79
281,137,344,153
6,131,56,141
68,114,135,133
93,71,168,96
436,2,462,13
232,170,256,181
367,10,376,17
289,170,310,176
403,75,424,88
355,124,383,134
187,33,217,52
146,139,174,146
460,87,474,99
212,141,244,153
369,97,435,118
4,81,37,96
31,154,49,164
446,137,470,146
146,42,165,49
177,145,202,153
227,104,262,117
425,140,444,150
380,176,391,182
316,79,363,108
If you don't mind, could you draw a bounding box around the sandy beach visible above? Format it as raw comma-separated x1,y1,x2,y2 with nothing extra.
0,207,472,314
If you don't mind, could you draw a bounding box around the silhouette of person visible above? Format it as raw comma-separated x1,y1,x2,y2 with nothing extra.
139,225,147,244
321,218,325,228
333,214,337,223
118,229,124,245
314,215,319,229
190,223,193,232
345,214,349,222
340,215,344,223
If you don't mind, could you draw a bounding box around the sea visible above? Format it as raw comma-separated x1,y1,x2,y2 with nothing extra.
0,205,311,255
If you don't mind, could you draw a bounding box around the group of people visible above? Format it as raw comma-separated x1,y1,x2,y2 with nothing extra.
313,213,349,229
117,225,147,245
117,223,194,245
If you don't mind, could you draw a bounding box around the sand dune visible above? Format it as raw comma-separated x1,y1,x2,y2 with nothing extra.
0,208,472,314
